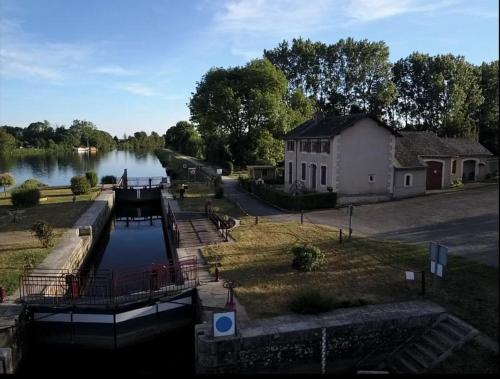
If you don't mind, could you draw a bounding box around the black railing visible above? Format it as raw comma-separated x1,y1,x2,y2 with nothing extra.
166,203,180,247
119,176,165,189
19,257,198,308
207,207,229,242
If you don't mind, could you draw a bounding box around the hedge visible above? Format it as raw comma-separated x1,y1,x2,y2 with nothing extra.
70,176,91,195
238,177,336,211
11,186,41,207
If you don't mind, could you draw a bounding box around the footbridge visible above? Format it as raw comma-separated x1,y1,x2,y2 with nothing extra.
19,257,198,349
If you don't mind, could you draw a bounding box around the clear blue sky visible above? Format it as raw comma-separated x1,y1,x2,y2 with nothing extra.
1,0,498,138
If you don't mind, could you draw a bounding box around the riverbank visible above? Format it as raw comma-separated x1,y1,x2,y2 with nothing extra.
0,186,100,295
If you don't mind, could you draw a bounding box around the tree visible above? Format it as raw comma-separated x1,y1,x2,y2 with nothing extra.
31,221,55,248
477,61,499,155
0,129,17,153
165,121,204,158
0,173,15,196
190,59,312,166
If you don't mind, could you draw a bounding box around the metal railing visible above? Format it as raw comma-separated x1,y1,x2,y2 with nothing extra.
19,257,198,308
120,176,165,189
207,206,229,242
166,203,180,247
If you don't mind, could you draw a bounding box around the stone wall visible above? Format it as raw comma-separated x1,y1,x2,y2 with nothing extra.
195,301,445,374
37,191,115,272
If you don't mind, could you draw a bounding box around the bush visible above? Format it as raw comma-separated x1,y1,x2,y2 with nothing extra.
70,176,91,195
215,186,224,198
85,171,98,187
11,186,41,207
291,244,325,272
101,175,117,184
0,172,15,195
30,221,55,248
22,179,48,188
290,288,337,314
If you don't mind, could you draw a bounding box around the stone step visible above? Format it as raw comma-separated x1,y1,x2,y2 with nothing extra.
413,342,438,362
430,328,456,348
444,315,475,335
438,321,467,340
422,334,447,354
394,353,421,374
405,346,432,369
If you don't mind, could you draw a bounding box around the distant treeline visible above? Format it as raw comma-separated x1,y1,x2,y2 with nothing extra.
0,120,165,154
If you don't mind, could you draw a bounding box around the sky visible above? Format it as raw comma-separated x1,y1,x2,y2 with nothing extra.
0,0,498,138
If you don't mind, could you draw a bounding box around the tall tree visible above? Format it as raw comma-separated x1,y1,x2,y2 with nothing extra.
0,129,17,153
477,61,499,155
190,59,313,165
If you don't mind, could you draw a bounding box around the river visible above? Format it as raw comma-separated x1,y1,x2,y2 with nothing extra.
0,149,165,187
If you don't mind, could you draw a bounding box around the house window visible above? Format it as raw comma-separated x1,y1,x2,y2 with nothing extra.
321,140,330,154
301,163,306,181
451,160,457,174
320,166,327,185
288,162,293,184
300,140,311,153
368,174,375,183
287,141,295,151
312,140,321,153
404,173,413,187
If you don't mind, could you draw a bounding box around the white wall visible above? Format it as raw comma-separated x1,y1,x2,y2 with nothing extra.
337,119,394,196
393,169,426,198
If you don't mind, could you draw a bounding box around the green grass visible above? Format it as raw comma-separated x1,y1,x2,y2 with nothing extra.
0,186,100,294
202,218,499,343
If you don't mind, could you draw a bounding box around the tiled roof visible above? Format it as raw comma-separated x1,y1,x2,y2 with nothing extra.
395,131,493,168
284,113,398,139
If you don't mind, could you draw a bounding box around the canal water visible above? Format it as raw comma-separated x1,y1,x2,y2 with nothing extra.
0,149,165,187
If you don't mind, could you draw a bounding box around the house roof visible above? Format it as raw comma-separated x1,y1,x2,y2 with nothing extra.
283,113,399,140
395,131,493,168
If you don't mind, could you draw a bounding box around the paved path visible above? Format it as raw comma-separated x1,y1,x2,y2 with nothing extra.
272,184,499,267
221,177,283,216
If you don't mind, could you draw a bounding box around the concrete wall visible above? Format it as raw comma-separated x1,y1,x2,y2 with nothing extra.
393,168,427,199
37,191,115,273
195,301,445,374
337,119,394,196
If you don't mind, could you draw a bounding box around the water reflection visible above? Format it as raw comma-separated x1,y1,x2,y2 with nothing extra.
0,150,165,187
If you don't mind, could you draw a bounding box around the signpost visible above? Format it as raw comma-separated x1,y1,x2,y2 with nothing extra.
216,168,223,175
347,204,354,238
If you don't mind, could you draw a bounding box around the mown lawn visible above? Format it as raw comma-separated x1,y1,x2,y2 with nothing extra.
202,217,499,343
172,180,246,219
0,187,99,295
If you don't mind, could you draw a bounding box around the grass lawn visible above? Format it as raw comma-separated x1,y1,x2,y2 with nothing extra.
202,217,499,343
172,180,246,219
0,186,100,295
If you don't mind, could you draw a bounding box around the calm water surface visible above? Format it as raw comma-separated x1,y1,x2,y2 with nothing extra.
0,150,165,187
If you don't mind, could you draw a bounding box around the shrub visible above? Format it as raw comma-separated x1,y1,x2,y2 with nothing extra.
215,186,224,198
290,288,336,314
70,176,91,195
22,179,47,188
101,175,117,184
291,244,325,272
11,186,41,207
30,221,55,248
85,171,98,187
0,172,15,195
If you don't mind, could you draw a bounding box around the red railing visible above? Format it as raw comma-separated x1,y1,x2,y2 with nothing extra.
20,257,198,308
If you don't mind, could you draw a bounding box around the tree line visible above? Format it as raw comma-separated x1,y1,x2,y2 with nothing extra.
178,37,498,166
0,120,165,154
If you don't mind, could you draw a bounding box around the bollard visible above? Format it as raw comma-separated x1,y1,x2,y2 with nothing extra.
421,270,426,296
339,229,343,244
215,267,220,282
300,210,303,224
255,216,259,225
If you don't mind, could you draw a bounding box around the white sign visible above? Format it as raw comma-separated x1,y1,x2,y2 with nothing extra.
216,168,223,175
213,311,236,337
430,261,436,274
436,264,444,278
405,271,415,280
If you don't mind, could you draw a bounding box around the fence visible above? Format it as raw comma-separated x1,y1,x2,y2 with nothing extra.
166,203,180,247
206,206,229,242
19,257,198,308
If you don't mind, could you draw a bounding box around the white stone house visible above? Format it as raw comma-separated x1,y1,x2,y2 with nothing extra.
283,114,496,204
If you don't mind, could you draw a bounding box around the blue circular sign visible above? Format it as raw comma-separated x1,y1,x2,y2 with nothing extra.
216,316,233,332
